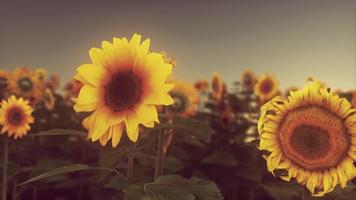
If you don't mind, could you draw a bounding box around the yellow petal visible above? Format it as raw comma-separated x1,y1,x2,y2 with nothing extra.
111,123,124,147
77,64,107,87
125,114,139,142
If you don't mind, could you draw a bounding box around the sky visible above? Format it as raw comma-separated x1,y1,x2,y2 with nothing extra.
1,0,355,90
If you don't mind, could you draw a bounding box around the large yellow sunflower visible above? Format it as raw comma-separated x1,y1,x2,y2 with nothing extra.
0,70,16,100
0,95,34,139
254,74,279,103
258,80,356,196
74,34,174,147
168,81,199,116
13,67,43,105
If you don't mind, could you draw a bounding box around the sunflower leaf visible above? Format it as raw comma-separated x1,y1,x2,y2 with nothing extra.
19,164,120,186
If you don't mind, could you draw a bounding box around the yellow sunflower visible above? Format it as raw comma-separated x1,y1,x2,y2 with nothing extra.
0,70,16,100
254,74,279,103
43,88,56,111
241,69,257,91
258,80,356,196
13,67,43,105
35,68,48,83
211,72,223,102
168,81,199,116
74,34,174,147
0,95,34,139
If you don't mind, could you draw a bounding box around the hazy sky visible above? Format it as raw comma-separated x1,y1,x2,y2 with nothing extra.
1,0,355,90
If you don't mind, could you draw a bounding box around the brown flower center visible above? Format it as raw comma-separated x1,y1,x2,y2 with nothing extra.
18,77,33,92
104,70,142,112
0,77,8,89
279,106,349,170
260,79,273,94
7,107,24,126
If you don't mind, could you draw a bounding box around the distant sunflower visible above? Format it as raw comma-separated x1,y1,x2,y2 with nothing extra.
74,34,174,147
64,79,83,99
258,80,356,196
43,88,56,111
0,95,34,139
47,74,60,91
35,68,48,83
254,74,278,103
168,81,199,116
194,80,209,93
0,70,16,101
211,73,223,102
13,68,43,105
241,69,257,91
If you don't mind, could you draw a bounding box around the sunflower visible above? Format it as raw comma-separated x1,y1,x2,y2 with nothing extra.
254,74,279,103
352,92,356,108
0,95,34,139
47,74,60,91
241,69,257,91
168,81,199,116
35,68,48,83
43,88,56,111
74,34,174,147
211,73,223,102
13,67,43,105
0,70,16,101
194,80,209,93
258,80,356,196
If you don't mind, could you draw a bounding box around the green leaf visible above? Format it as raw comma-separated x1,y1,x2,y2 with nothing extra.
30,129,87,137
19,164,120,186
202,151,238,166
142,175,223,200
165,117,212,143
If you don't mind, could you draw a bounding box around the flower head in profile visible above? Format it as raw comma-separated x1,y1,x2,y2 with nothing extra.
241,69,257,91
0,70,16,101
13,67,43,105
258,79,356,196
168,81,199,116
74,34,174,147
254,74,278,103
0,95,34,139
211,72,223,102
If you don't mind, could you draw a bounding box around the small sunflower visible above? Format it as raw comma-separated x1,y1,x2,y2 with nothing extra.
241,69,257,91
168,81,199,116
13,67,43,105
35,68,48,83
0,95,34,139
254,74,279,103
194,80,209,93
211,73,223,102
0,70,16,101
258,80,356,196
43,88,56,111
74,34,174,147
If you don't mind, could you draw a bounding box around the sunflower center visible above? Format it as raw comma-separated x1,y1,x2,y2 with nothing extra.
0,77,8,89
279,106,349,170
8,107,24,126
260,79,273,94
290,125,330,159
18,77,33,92
168,92,189,114
104,70,142,112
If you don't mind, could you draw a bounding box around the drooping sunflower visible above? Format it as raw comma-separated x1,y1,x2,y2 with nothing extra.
241,69,257,91
13,67,43,105
211,72,223,102
0,95,34,139
74,34,174,147
168,81,199,116
0,70,16,101
258,80,356,196
254,74,279,103
43,88,56,111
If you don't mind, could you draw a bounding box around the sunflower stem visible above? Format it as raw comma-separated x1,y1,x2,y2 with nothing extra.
126,140,136,185
154,127,165,179
2,137,9,200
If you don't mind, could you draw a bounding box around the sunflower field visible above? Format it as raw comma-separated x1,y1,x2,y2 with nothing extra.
0,34,356,200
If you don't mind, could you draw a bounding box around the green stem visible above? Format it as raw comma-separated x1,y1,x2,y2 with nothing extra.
154,127,165,179
126,141,136,185
2,137,9,200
